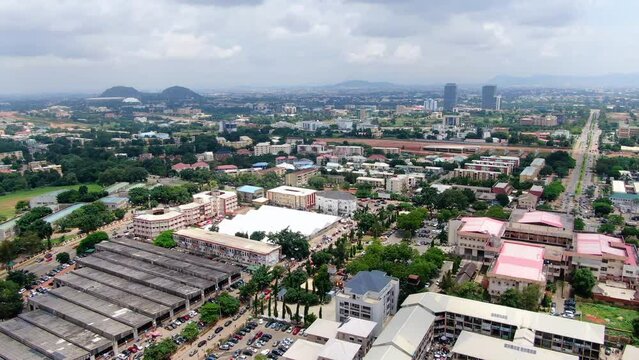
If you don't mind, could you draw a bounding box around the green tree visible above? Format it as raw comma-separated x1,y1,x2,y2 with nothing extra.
0,240,16,268
607,214,625,227
313,265,332,302
56,252,70,264
181,322,200,342
0,280,23,319
14,200,29,213
574,218,585,231
76,231,108,255
153,230,176,248
144,338,177,360
308,176,327,190
572,268,596,297
542,181,565,201
217,292,241,316
199,302,220,324
499,288,522,308
304,312,317,327
439,271,455,294
252,265,272,290
6,270,36,288
520,285,541,311
598,223,616,234
495,193,510,207
396,208,428,238
632,318,639,337
250,231,266,241
450,282,485,301
269,228,310,260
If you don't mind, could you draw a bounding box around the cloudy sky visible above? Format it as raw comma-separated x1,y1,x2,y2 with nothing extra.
1,0,638,94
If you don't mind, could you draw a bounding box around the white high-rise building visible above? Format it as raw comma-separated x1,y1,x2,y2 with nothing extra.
424,98,438,111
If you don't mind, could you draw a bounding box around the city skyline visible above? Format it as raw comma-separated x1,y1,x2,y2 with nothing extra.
2,0,639,94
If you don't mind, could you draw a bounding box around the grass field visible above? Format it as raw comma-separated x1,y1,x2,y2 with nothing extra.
578,302,639,333
0,184,102,219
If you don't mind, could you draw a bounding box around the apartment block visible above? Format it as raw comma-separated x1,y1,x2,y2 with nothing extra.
285,168,320,186
453,168,501,181
266,186,317,209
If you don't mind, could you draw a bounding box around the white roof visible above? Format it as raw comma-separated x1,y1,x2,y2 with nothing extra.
174,228,281,255
452,331,578,360
267,186,317,196
363,345,412,360
217,205,340,238
612,180,626,194
317,338,360,360
135,210,182,221
372,304,436,357
401,293,605,344
305,318,339,339
281,339,323,360
337,318,377,338
622,345,639,360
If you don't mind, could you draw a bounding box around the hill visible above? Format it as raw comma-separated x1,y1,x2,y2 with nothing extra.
160,86,201,100
100,86,141,98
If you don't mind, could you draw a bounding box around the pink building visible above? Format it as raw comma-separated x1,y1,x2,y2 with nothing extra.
487,241,546,298
571,233,639,287
448,217,507,261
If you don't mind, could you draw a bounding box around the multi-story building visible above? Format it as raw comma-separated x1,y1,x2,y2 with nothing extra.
216,136,252,149
0,150,23,160
254,142,271,156
570,233,639,287
301,121,327,132
480,155,520,168
609,180,639,212
491,182,513,195
285,168,320,186
315,191,357,217
335,270,400,336
356,177,385,189
520,115,558,127
517,193,539,210
334,146,364,158
464,160,512,175
443,115,462,127
236,185,265,203
366,292,605,360
133,209,186,239
267,186,317,209
481,85,498,110
448,217,507,262
504,210,574,247
443,83,458,112
372,147,401,155
173,228,281,265
453,168,501,181
385,174,425,193
297,143,327,154
617,125,639,139
486,241,546,298
270,143,292,155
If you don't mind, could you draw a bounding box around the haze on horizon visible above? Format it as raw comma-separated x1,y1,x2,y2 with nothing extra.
1,0,638,94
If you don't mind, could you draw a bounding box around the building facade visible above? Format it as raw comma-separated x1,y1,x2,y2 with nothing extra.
315,191,357,217
266,186,317,209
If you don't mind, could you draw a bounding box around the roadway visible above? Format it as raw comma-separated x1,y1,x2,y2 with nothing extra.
555,109,600,215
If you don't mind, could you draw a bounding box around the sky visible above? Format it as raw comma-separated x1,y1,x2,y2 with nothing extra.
1,0,638,94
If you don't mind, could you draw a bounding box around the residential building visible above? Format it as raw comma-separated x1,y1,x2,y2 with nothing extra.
361,162,390,172
465,160,512,175
173,228,281,265
504,210,574,247
487,241,546,298
334,146,364,158
335,270,400,336
302,121,327,132
0,150,23,160
520,115,558,127
254,142,271,156
0,219,18,241
372,147,400,155
519,158,545,182
316,191,357,217
448,217,507,262
385,174,425,193
356,177,385,189
298,143,327,154
480,155,520,168
216,136,252,149
219,120,238,133
570,233,639,287
529,185,544,197
133,209,186,239
443,83,458,112
270,143,292,155
302,317,377,360
236,185,265,203
215,164,239,174
481,85,498,110
617,125,639,139
27,161,63,175
443,115,462,127
491,182,513,195
267,186,317,209
366,292,605,360
171,161,210,173
609,180,639,212
517,193,538,210
453,168,501,181
424,98,438,111
285,168,320,187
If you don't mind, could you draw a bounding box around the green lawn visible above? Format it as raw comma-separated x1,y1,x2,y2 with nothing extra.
578,302,639,333
0,184,102,219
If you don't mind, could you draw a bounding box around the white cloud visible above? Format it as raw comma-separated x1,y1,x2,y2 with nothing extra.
346,41,387,63
392,43,422,63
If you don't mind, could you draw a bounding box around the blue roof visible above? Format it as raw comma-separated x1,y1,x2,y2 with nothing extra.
237,185,264,194
43,203,87,224
99,196,128,204
253,162,269,167
345,270,393,295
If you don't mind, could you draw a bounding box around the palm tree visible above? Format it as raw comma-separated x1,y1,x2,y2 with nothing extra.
271,265,285,318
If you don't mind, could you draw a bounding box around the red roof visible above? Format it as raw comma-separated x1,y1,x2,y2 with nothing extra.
216,165,238,170
236,149,251,155
517,211,563,228
191,161,210,169
172,163,190,170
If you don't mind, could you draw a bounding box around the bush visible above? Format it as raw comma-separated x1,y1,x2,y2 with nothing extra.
76,231,108,255
56,252,70,264
572,268,596,297
153,230,176,248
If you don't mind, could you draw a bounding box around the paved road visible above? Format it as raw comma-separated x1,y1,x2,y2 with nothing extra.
555,109,600,213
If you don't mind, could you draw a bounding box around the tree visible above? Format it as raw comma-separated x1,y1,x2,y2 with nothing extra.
250,231,266,241
0,240,17,268
217,292,241,316
542,181,565,201
499,288,522,308
313,265,332,302
199,302,221,324
15,200,29,213
31,219,53,250
76,231,108,255
308,176,327,190
520,285,541,311
56,252,70,264
6,270,36,288
252,265,272,290
495,193,510,207
598,223,616,234
572,268,596,297
449,282,485,301
13,232,43,255
153,230,176,248
181,322,200,342
632,318,639,337
396,208,428,238
0,280,23,319
607,214,625,227
144,338,177,360
270,228,310,260
574,218,585,231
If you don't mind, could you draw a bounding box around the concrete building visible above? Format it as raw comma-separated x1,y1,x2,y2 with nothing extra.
504,210,574,247
453,168,501,181
236,185,265,203
297,143,328,154
517,193,539,210
254,142,271,156
334,146,364,158
464,160,512,175
267,186,317,209
443,83,458,112
132,209,185,239
29,189,66,209
0,218,18,241
487,241,546,298
335,270,400,336
480,155,520,168
366,292,605,360
99,196,128,210
285,168,320,186
356,177,385,189
448,217,507,262
481,85,498,110
174,228,282,265
570,233,639,287
385,174,425,193
300,317,377,360
316,191,357,217
372,147,401,155
443,115,462,127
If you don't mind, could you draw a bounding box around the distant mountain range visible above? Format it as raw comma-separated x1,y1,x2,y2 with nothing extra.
100,85,201,100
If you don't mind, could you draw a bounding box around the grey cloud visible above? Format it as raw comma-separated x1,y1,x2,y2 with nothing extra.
0,30,103,59
278,15,312,33
175,0,264,6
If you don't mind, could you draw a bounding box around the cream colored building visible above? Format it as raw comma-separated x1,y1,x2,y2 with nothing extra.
266,186,317,209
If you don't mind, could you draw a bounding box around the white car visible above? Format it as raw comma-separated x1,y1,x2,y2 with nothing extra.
261,349,270,355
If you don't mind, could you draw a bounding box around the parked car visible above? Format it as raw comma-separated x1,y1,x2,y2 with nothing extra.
198,340,207,347
215,326,224,333
224,320,232,327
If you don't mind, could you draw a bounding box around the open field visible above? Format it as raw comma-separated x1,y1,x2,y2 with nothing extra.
578,302,639,333
0,184,102,219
